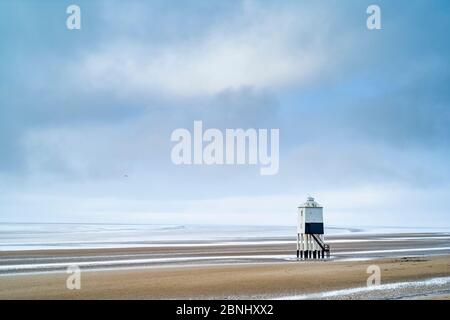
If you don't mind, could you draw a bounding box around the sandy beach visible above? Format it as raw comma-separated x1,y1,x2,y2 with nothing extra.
0,255,449,299
0,231,449,299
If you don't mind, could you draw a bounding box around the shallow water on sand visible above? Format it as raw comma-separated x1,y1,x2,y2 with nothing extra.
275,276,450,300
1,223,449,251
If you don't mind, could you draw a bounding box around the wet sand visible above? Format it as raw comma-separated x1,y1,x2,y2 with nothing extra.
1,232,450,274
0,233,449,299
0,255,448,299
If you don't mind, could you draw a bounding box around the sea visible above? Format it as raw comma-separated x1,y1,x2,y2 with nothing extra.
1,223,449,251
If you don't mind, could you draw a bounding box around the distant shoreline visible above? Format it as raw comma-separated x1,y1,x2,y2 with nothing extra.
1,222,449,252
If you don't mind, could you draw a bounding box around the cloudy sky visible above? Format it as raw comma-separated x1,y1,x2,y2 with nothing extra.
0,0,449,227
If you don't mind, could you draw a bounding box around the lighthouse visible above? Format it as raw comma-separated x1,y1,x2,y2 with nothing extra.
296,197,330,259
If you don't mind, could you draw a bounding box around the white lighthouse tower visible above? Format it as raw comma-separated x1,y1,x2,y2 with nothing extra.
296,197,330,259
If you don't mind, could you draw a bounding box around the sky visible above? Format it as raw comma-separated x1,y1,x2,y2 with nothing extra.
0,0,449,227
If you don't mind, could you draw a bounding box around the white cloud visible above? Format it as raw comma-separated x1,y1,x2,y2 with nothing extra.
73,3,331,97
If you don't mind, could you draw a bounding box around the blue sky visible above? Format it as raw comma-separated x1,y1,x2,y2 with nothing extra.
0,0,449,227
